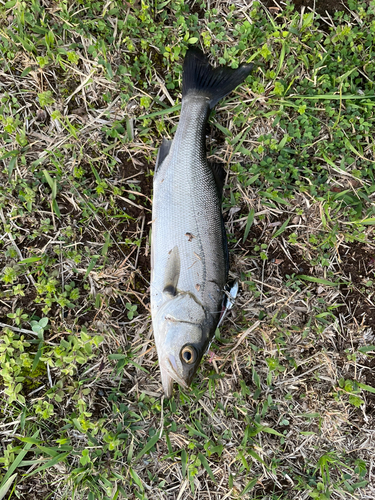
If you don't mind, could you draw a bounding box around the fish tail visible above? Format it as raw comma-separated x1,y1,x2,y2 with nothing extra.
182,47,253,109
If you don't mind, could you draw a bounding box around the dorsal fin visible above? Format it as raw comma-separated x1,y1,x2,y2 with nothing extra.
210,163,226,198
155,139,172,173
163,246,180,297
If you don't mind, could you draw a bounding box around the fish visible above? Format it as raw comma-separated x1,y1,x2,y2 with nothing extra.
151,47,253,397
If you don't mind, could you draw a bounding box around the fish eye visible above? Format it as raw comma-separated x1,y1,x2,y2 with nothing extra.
180,345,196,364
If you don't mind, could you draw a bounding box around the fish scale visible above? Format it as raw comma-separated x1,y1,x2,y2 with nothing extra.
150,47,253,396
152,97,224,313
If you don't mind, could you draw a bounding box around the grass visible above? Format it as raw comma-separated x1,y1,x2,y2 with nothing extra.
0,0,375,498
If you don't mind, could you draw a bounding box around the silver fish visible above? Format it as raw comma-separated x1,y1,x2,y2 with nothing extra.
151,47,253,397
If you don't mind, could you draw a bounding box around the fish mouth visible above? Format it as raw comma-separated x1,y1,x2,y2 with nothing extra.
160,354,189,398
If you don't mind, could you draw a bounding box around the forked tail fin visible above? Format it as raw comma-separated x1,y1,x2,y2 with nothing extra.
182,47,253,109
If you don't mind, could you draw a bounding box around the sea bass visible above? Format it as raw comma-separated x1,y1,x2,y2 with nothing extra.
151,47,253,397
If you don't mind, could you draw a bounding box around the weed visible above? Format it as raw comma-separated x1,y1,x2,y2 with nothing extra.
0,0,375,498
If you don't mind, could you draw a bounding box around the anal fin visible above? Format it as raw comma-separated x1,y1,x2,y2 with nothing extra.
155,138,172,173
210,163,226,198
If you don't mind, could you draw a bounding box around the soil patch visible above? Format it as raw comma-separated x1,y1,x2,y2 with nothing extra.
115,151,153,299
337,243,375,328
268,247,310,277
13,476,52,500
117,151,152,213
261,0,347,16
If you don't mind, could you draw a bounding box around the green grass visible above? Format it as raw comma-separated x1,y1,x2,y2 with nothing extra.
1,0,375,499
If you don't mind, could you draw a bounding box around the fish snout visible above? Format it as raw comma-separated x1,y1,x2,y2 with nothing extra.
160,352,197,397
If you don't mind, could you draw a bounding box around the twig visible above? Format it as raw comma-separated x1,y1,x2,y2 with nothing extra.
47,364,53,388
227,320,260,355
134,215,145,270
0,322,38,336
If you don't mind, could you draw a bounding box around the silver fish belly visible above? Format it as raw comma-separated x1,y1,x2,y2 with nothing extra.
150,47,253,397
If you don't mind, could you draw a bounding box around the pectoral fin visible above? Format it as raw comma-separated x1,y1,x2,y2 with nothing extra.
163,246,180,297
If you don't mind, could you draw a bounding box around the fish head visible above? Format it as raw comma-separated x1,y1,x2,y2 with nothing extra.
154,293,210,397
161,321,206,397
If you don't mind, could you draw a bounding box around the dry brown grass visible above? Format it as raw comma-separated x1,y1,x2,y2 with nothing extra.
1,0,375,498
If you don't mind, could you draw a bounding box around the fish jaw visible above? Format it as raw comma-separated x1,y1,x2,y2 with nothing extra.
157,320,205,397
160,353,190,398
160,361,175,398
153,296,209,397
